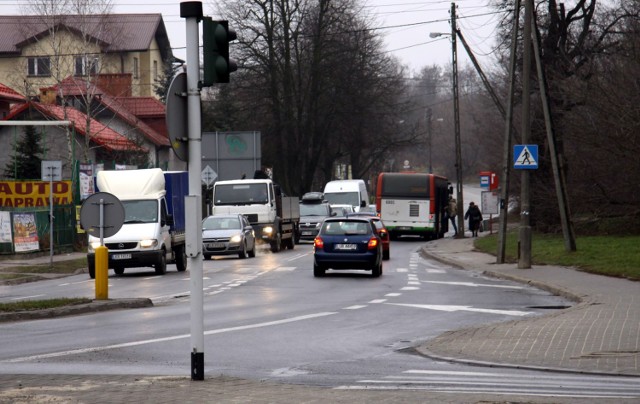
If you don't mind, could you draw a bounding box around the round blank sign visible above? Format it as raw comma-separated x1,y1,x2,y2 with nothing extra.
80,192,125,238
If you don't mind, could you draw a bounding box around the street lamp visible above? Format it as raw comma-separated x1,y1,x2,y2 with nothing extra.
430,2,464,238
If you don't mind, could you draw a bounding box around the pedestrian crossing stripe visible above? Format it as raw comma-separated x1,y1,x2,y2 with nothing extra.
513,144,538,169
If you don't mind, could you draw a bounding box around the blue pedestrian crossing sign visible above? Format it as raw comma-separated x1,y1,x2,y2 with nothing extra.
514,144,538,169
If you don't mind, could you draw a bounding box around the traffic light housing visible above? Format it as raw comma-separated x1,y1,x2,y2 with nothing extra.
202,18,237,86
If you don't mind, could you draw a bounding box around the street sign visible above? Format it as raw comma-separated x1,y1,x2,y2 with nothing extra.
201,165,217,186
166,72,189,162
514,144,538,169
41,160,62,181
481,191,499,215
79,192,125,239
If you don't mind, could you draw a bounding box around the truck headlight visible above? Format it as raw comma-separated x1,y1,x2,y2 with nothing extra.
140,239,158,248
263,226,273,235
230,234,242,243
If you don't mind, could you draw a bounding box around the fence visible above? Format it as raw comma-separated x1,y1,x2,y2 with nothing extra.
0,205,78,255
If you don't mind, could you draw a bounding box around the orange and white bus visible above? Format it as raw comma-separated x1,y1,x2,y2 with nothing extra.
375,172,450,240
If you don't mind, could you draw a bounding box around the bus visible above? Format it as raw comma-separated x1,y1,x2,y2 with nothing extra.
376,172,450,240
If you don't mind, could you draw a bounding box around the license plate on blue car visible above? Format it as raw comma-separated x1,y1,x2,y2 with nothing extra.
335,244,357,250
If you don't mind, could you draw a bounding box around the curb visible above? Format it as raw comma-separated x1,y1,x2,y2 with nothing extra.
0,298,153,323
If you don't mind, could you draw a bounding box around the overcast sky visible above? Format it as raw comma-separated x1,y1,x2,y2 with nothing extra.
0,0,503,75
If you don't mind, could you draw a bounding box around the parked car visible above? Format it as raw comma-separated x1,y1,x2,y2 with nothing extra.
347,213,390,260
313,217,383,277
298,192,335,242
202,214,256,259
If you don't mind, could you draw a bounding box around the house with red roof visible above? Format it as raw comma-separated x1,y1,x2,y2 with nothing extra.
0,101,147,179
0,83,26,118
40,76,183,171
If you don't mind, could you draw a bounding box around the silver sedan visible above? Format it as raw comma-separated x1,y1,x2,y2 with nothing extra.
202,214,256,259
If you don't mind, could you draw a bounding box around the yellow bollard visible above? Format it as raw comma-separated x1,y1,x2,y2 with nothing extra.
95,245,109,300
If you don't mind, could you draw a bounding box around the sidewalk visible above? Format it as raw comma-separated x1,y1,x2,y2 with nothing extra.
1,236,639,403
419,235,640,376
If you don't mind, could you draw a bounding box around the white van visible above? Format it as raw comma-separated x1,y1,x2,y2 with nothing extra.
323,179,369,212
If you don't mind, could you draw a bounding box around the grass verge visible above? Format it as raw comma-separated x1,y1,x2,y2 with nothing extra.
0,298,92,313
474,231,640,281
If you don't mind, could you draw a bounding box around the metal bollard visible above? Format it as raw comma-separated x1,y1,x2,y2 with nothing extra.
95,245,109,300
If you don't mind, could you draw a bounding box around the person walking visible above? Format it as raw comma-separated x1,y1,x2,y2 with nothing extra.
447,197,458,236
464,201,483,237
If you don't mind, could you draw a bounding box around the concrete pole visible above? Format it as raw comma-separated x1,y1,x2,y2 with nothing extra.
180,1,205,381
519,0,533,269
497,0,521,263
451,2,465,238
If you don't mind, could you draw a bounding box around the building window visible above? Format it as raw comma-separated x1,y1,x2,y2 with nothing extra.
75,56,100,76
133,57,139,79
153,60,158,81
27,57,51,76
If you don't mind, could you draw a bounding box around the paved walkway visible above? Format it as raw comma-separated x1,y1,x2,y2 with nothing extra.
1,235,639,402
419,236,640,376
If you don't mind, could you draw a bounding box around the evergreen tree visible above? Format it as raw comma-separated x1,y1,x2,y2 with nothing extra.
3,126,45,179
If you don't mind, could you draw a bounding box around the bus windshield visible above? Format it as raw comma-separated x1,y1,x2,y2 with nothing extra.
381,174,430,198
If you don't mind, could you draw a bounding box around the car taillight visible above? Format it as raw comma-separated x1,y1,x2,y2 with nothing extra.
368,237,379,250
314,237,324,249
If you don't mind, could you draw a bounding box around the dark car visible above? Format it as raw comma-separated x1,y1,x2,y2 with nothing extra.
313,217,383,277
347,213,390,260
202,214,256,259
298,192,335,242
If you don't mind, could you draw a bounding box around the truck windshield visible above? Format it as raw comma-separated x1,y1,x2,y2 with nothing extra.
122,200,158,223
324,192,358,207
214,184,269,205
300,204,329,216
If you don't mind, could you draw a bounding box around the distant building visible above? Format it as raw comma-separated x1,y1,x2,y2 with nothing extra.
0,14,175,99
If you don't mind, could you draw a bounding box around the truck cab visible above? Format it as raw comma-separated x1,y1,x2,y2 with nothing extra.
211,179,300,252
298,192,334,242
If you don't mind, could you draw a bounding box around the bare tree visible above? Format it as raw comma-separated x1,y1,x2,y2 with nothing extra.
208,0,415,194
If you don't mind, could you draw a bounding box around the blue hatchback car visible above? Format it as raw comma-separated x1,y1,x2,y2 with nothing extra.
313,217,383,277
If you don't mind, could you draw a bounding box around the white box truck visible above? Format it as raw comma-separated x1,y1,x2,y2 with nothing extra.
86,168,189,278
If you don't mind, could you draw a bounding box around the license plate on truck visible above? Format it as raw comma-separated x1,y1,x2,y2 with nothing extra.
112,253,131,260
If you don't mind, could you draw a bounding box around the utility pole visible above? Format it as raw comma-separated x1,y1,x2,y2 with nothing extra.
519,0,533,268
529,0,576,252
426,107,433,173
451,2,464,238
497,0,521,263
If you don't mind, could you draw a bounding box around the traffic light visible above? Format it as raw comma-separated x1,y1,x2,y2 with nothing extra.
202,17,237,86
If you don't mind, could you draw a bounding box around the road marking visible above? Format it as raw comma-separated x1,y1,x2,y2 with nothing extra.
275,267,296,271
422,280,524,289
386,303,532,316
3,312,337,363
396,268,408,273
286,253,309,262
408,281,421,286
369,299,386,304
400,286,420,291
343,305,367,310
424,268,446,274
385,293,401,297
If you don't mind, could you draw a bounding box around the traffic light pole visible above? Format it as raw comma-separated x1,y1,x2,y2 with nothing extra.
180,1,205,381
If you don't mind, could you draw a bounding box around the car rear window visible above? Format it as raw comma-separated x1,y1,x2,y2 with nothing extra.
322,220,372,236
